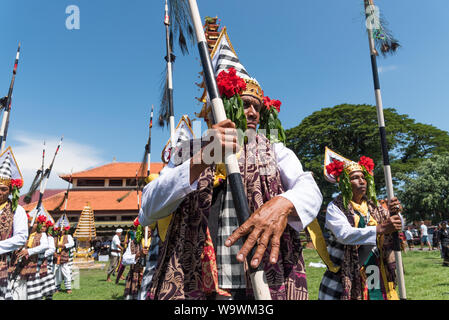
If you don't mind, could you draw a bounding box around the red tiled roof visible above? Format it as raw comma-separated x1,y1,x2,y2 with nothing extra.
19,189,66,207
59,162,165,181
22,189,144,212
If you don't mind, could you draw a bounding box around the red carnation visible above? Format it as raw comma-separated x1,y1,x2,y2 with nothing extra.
133,218,140,227
216,68,247,98
263,96,281,113
358,156,375,175
326,159,344,178
271,99,281,113
37,215,47,224
11,179,23,189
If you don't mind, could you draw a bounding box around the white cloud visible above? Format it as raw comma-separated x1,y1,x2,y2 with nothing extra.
10,131,107,193
378,65,398,74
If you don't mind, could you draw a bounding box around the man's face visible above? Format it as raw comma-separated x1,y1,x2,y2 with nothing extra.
241,95,261,131
442,223,447,230
0,184,10,204
349,171,367,197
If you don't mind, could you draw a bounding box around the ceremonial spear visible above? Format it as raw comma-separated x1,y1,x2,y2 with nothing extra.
23,141,46,204
159,0,176,151
363,0,406,299
167,0,272,299
29,136,64,228
0,43,21,152
144,105,154,246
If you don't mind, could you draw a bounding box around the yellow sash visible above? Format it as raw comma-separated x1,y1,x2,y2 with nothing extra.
27,232,37,248
306,219,340,273
351,200,399,300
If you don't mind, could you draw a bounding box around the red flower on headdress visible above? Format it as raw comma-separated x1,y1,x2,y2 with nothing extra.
216,68,247,98
46,220,54,227
11,179,23,189
64,226,70,231
263,96,281,112
133,218,140,227
326,159,344,178
358,156,375,175
37,215,47,224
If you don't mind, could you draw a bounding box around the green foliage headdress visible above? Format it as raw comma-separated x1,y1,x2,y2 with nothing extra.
324,147,377,209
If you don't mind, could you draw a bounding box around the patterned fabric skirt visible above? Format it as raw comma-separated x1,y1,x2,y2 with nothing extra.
41,260,56,297
0,259,12,300
124,266,143,300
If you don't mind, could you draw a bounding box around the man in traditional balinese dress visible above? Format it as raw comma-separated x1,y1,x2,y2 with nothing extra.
318,151,403,300
42,220,57,299
54,225,74,293
122,218,150,300
0,148,27,300
139,30,322,300
13,214,49,300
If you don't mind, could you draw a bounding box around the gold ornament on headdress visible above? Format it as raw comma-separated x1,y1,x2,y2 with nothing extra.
241,78,264,103
344,162,364,175
0,178,11,187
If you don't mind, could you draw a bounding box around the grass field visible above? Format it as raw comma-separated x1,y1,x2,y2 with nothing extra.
54,249,449,300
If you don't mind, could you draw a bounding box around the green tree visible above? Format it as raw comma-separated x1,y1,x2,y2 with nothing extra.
285,104,449,206
398,154,449,223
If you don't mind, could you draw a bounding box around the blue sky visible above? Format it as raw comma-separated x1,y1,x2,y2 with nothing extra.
1,0,448,190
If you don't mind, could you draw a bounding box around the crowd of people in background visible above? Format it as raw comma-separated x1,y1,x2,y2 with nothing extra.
400,220,449,266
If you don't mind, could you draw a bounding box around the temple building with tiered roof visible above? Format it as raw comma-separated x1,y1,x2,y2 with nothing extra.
20,162,164,238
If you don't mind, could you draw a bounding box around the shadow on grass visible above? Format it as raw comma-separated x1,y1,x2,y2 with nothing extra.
112,293,125,300
434,283,449,287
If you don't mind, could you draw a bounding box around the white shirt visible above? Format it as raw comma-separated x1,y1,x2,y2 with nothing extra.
420,224,428,236
122,240,136,266
325,201,405,246
64,235,75,249
0,205,28,255
28,232,49,256
111,234,121,257
139,142,323,232
405,230,413,241
44,235,56,258
325,201,377,246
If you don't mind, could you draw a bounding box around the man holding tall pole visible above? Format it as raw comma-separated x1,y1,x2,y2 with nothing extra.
139,22,322,299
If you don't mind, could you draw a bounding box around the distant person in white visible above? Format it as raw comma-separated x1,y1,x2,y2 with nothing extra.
106,229,123,282
420,221,432,251
405,226,414,251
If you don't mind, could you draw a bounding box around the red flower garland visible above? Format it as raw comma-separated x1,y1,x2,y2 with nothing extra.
358,156,375,175
263,96,281,113
326,159,344,177
216,68,247,98
11,179,23,189
37,215,47,224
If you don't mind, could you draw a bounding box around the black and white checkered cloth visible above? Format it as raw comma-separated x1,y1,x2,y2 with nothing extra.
139,228,160,300
318,234,345,300
0,154,12,180
217,180,246,289
212,35,249,79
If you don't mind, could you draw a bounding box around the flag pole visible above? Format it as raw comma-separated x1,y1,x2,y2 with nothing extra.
185,0,272,300
0,43,21,152
164,0,176,149
364,0,406,299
